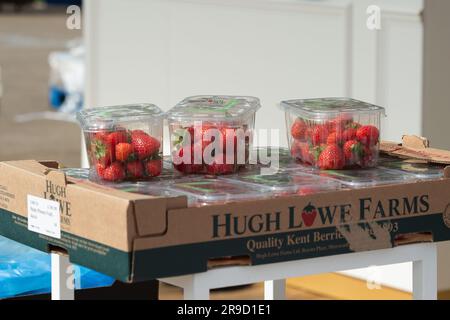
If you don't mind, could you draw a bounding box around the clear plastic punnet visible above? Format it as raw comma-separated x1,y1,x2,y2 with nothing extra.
77,104,164,182
167,178,266,206
281,98,385,170
167,95,261,175
315,167,417,188
221,171,342,196
60,168,90,180
378,156,444,179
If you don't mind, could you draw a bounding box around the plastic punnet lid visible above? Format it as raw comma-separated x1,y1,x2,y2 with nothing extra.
220,171,337,193
167,95,261,122
315,167,417,187
378,157,444,179
77,104,164,131
281,98,385,120
168,178,266,204
60,168,90,180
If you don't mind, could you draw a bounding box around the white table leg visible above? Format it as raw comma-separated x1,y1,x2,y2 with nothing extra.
413,244,437,300
51,253,75,300
183,275,210,300
264,279,286,300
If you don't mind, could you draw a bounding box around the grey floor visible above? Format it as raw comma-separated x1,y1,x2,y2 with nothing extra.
0,13,82,167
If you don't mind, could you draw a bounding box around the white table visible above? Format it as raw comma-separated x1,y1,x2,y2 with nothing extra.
51,242,437,300
158,243,437,300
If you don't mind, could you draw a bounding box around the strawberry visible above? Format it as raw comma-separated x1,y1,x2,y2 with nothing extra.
205,154,235,175
291,140,314,164
172,126,195,149
131,131,161,160
356,125,379,146
93,131,109,141
173,145,204,173
297,187,316,196
290,140,302,159
220,127,239,150
299,142,314,164
326,131,344,146
317,145,344,170
311,125,329,146
347,122,361,130
126,161,144,179
360,145,377,167
343,140,363,165
92,138,114,167
103,162,125,182
291,119,307,140
145,159,162,177
106,130,129,146
201,126,220,151
342,127,357,141
326,115,353,132
96,163,106,178
115,143,135,162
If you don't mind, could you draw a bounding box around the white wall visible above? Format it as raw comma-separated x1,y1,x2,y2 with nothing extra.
84,0,426,293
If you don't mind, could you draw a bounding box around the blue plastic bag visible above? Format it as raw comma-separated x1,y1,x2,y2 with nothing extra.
0,236,115,299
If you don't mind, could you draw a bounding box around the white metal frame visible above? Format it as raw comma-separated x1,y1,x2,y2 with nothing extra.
51,253,75,300
50,242,437,300
158,243,437,300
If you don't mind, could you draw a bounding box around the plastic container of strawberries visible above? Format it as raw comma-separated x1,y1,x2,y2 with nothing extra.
76,104,164,182
281,98,385,170
166,95,261,175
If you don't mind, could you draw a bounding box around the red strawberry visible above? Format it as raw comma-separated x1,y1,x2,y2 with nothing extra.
92,138,114,167
360,145,377,168
130,129,147,136
317,145,344,170
131,131,161,160
290,140,301,159
343,140,363,164
103,162,125,181
126,161,144,179
347,122,361,129
145,159,162,177
93,131,109,141
115,143,135,162
201,126,220,151
301,202,318,227
96,163,106,178
106,130,129,146
326,131,344,146
342,127,357,141
291,119,307,140
205,154,235,175
297,187,316,196
356,125,379,146
299,142,314,164
173,145,204,173
311,125,329,146
326,115,353,132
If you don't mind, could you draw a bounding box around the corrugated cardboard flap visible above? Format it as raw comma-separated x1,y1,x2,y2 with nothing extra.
133,195,187,237
381,135,450,165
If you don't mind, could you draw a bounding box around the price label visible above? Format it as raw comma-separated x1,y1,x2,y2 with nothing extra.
27,195,61,239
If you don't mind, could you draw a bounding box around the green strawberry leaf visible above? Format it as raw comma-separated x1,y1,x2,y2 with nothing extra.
311,145,325,161
93,140,107,160
351,142,363,156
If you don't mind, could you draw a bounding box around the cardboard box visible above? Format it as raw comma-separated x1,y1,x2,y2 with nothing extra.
1,138,450,282
0,160,187,282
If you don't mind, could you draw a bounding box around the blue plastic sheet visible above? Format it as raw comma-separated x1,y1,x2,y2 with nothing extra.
0,236,115,299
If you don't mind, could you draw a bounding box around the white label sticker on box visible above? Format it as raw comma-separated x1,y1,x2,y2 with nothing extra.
27,195,61,239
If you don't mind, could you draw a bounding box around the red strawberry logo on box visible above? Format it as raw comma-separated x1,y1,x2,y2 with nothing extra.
301,202,318,227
